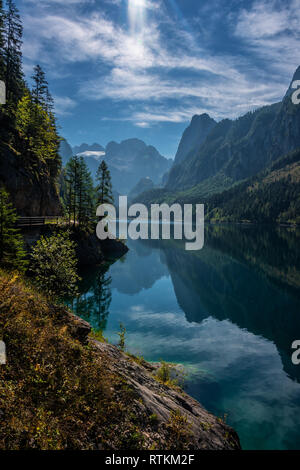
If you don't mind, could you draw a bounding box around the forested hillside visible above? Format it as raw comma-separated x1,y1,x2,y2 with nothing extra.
206,148,300,224
0,0,61,216
166,66,300,194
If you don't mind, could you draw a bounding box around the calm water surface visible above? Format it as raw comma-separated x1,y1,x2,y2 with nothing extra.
68,224,300,450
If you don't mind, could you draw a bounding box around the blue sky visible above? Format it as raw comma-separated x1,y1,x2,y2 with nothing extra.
16,0,300,158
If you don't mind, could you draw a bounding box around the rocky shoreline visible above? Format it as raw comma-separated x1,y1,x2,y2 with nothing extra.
67,311,241,450
0,271,241,450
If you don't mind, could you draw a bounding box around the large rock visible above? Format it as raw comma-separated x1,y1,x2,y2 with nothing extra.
93,341,241,450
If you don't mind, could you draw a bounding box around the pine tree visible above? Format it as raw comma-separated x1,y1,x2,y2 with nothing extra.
31,64,48,108
96,160,114,206
3,0,23,105
0,186,27,272
15,89,60,169
0,1,5,82
77,156,95,227
64,155,96,228
45,88,55,114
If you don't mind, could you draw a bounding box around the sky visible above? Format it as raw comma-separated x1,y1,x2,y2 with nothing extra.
15,0,300,158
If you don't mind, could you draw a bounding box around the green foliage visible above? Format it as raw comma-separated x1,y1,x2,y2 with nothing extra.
117,322,126,351
155,360,182,389
156,360,171,383
2,0,24,106
0,186,27,272
96,160,114,205
206,148,300,225
30,230,80,299
64,155,96,229
165,409,192,450
0,2,4,79
0,5,61,194
15,91,60,171
31,64,48,108
90,328,106,343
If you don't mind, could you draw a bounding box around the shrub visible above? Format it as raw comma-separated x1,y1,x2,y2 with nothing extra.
30,230,80,299
117,323,126,351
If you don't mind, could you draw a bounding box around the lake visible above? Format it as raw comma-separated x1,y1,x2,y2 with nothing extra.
68,224,300,450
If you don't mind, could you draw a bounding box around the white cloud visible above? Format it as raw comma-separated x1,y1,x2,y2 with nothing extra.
54,96,77,116
20,0,299,126
234,0,300,76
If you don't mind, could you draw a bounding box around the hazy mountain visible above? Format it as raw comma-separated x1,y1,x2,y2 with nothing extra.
166,66,300,195
59,137,172,195
59,138,73,166
128,177,154,201
104,138,172,194
174,113,216,165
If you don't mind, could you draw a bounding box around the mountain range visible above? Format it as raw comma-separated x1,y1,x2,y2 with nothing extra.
59,138,172,195
135,66,300,224
166,66,300,195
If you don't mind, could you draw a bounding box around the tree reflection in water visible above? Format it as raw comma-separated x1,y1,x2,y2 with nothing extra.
67,265,112,331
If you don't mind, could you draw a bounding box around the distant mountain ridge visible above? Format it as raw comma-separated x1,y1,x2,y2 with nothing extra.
165,66,300,195
59,137,172,195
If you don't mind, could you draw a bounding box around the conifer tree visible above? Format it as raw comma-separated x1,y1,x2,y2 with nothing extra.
0,1,5,81
3,0,23,105
31,64,48,108
96,160,114,206
64,155,96,228
0,186,27,272
65,155,79,227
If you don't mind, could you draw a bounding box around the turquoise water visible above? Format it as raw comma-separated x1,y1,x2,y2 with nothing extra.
69,225,300,450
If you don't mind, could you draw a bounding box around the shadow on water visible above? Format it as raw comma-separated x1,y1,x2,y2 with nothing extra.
153,225,300,383
68,223,300,449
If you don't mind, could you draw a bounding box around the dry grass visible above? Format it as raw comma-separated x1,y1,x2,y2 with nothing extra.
0,271,153,450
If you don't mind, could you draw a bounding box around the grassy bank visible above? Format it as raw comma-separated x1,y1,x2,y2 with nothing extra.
0,271,240,450
0,271,152,449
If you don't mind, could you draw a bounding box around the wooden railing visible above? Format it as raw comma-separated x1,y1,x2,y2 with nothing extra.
16,216,60,228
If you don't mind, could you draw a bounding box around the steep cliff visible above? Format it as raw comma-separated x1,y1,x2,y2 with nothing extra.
174,113,216,165
166,66,300,195
0,141,61,216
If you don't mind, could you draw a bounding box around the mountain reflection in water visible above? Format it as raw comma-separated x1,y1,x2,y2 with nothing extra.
68,224,300,450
